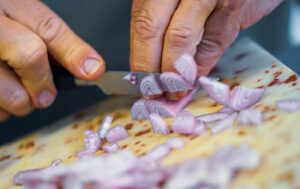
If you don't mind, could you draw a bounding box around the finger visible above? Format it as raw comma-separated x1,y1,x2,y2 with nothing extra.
195,3,241,76
0,15,56,108
0,109,10,122
130,0,180,73
0,62,33,116
1,0,105,81
162,0,217,73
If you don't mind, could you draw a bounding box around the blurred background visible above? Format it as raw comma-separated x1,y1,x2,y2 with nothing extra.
0,0,299,145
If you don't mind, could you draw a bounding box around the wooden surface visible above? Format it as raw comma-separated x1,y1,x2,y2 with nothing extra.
0,39,300,189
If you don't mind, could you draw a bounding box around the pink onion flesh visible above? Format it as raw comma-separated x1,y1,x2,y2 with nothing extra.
122,73,138,85
75,149,95,160
210,113,237,135
140,75,163,97
149,113,170,135
166,137,185,149
142,144,170,161
276,99,300,113
106,125,128,144
160,72,192,92
171,111,196,134
145,88,197,118
238,108,264,125
195,112,229,122
228,86,264,111
198,76,230,105
191,120,206,135
218,106,235,114
103,143,120,153
84,130,101,151
173,53,198,86
130,98,150,120
98,115,113,139
50,159,63,168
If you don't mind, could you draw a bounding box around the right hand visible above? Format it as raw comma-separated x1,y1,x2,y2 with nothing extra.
0,0,106,122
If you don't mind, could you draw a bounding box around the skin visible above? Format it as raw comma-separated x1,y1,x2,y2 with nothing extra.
0,0,283,122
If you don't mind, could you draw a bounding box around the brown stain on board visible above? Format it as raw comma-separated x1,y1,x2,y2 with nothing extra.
267,115,277,121
257,86,264,89
271,64,277,68
238,130,247,136
273,71,282,78
141,144,146,147
283,74,297,84
125,123,134,131
113,112,125,120
73,112,85,120
292,82,297,86
190,135,199,140
278,171,295,184
235,68,248,74
234,53,248,61
0,155,11,162
121,145,128,149
262,106,276,113
230,82,240,90
135,128,152,137
19,141,35,150
72,123,80,129
257,79,261,82
34,144,45,154
265,70,269,74
14,155,24,160
268,78,280,87
135,141,141,145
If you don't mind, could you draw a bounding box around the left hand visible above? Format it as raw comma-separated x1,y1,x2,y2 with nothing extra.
130,0,283,100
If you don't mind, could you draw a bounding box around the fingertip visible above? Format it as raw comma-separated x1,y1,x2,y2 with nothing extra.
80,57,106,81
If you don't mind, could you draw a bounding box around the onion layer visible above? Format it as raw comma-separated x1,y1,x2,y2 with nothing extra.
106,125,128,144
210,113,237,135
198,76,230,105
173,54,198,86
103,143,120,153
195,112,229,122
140,75,163,97
75,149,95,160
149,113,170,135
229,86,264,111
143,144,170,161
238,108,264,125
98,115,113,139
160,72,192,92
171,111,196,134
131,98,150,120
276,99,300,113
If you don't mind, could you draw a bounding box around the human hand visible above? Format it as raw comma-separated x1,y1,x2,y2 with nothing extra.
130,0,283,100
0,0,105,122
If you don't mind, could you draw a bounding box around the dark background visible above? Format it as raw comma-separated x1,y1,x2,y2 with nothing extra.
0,0,299,145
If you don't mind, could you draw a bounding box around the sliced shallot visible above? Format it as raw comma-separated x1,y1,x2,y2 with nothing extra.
173,54,198,86
160,72,192,92
149,113,170,135
228,86,264,111
146,88,197,117
166,137,185,149
210,113,237,135
195,112,229,122
131,98,150,120
84,130,101,151
238,108,264,125
50,159,63,168
75,149,95,160
106,125,128,144
218,106,235,114
103,143,120,153
171,111,196,134
98,115,113,139
122,73,138,85
143,144,170,161
140,75,163,97
198,76,230,105
276,99,300,113
191,120,206,135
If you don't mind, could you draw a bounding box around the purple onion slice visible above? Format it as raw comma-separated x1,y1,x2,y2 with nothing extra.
238,108,264,125
106,125,128,144
160,72,192,92
131,98,150,120
149,113,170,135
140,75,163,97
276,99,300,113
210,113,237,135
171,111,196,134
103,143,120,153
173,54,198,86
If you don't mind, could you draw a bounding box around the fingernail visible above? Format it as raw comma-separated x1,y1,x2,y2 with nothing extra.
83,59,101,76
39,90,55,107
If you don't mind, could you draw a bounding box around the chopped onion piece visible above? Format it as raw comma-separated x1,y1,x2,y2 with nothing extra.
276,99,300,113
210,113,237,135
229,86,264,111
160,72,192,92
84,130,101,151
131,98,150,120
50,159,63,168
98,115,113,139
146,88,197,117
171,111,196,134
166,137,185,149
173,54,198,86
238,108,264,125
103,143,120,153
198,76,230,105
191,120,206,135
149,113,170,135
140,75,163,97
106,125,128,144
75,149,95,160
195,112,229,122
13,168,44,186
143,144,170,161
122,73,138,85
218,106,235,114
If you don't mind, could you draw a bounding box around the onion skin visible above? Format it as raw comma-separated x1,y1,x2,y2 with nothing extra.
198,76,230,106
238,108,264,125
228,86,264,111
173,54,198,86
160,72,192,93
276,99,300,113
149,113,170,135
171,111,196,135
210,113,237,135
131,98,150,120
140,75,163,97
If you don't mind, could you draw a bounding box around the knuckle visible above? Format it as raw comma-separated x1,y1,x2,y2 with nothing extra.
7,89,30,113
134,9,160,40
36,16,65,44
166,26,194,48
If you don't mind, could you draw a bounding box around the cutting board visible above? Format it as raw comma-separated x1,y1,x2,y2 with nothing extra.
0,39,300,189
